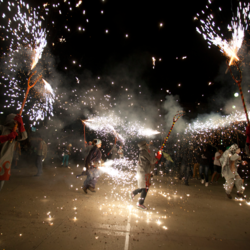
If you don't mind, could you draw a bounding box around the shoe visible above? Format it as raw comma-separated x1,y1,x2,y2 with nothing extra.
137,204,147,210
201,179,205,184
129,192,135,201
226,193,232,199
184,183,189,186
209,182,213,184
237,193,246,199
61,163,63,166
205,182,209,187
88,186,96,192
82,186,88,194
34,174,40,177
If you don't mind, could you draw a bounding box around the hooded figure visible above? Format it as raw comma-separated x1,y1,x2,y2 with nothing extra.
220,144,244,199
130,141,158,210
0,114,27,190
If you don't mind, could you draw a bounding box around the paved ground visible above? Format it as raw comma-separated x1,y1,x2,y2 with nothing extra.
0,161,250,250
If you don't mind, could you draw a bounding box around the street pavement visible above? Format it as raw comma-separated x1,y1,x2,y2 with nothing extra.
0,162,250,250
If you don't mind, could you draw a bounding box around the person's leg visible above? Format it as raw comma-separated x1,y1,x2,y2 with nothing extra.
215,167,222,181
210,172,217,183
133,188,142,196
62,155,65,165
235,175,244,194
88,168,100,189
83,169,92,190
199,165,204,182
65,155,69,167
193,163,197,178
197,163,200,179
224,177,234,194
204,165,209,183
139,188,148,205
179,164,185,180
0,181,5,191
184,165,190,185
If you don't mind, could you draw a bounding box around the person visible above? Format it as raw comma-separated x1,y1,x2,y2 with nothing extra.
210,147,223,184
148,141,159,175
0,114,27,191
238,149,250,184
12,141,21,169
35,137,47,176
118,145,124,159
85,141,93,156
220,144,245,199
109,143,118,160
82,139,102,193
199,146,211,187
0,132,18,144
61,143,72,167
192,148,200,179
130,141,161,210
179,144,193,186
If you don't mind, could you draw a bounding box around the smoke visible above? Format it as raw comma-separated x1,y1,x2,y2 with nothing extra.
163,95,187,134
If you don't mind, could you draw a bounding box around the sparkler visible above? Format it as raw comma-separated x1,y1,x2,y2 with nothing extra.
160,111,185,151
196,1,250,124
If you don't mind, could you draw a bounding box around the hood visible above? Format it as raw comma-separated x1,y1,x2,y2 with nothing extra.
228,144,238,155
4,113,17,130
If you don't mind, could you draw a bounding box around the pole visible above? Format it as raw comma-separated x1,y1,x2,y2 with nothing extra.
160,111,185,151
227,61,249,124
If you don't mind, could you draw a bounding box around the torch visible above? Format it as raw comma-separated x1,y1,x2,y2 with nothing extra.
226,61,249,124
12,71,42,137
160,111,185,151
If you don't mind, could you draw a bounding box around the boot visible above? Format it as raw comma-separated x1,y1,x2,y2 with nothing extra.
82,186,88,194
88,186,96,192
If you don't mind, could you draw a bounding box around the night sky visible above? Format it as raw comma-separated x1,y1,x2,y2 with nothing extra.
0,0,249,125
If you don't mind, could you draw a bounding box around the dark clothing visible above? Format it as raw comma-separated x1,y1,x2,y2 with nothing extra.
179,148,192,184
199,164,209,182
213,165,222,174
83,166,101,188
133,188,148,205
85,145,102,169
83,146,102,189
199,150,211,166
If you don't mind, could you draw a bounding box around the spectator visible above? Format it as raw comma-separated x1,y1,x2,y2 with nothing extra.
199,146,212,187
210,147,223,184
61,143,72,167
35,137,47,176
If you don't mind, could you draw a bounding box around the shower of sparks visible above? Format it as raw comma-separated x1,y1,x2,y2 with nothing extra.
196,1,250,65
185,111,249,135
83,115,161,143
138,128,160,136
43,79,55,97
0,1,52,124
